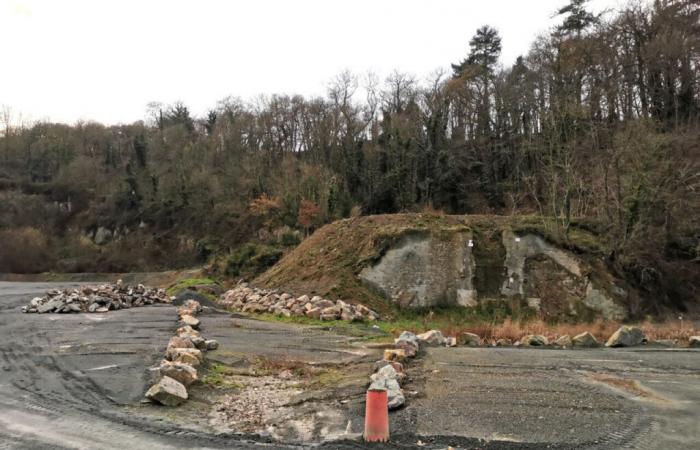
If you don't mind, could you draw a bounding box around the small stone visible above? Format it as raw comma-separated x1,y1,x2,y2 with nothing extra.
177,325,201,337
496,338,513,346
205,339,219,350
180,315,200,329
145,376,188,406
444,337,457,347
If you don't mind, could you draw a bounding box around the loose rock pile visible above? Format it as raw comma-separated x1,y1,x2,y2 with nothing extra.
21,281,171,314
219,283,380,322
145,299,219,406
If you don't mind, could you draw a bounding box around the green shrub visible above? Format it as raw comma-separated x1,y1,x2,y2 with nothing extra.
224,242,283,278
280,232,301,247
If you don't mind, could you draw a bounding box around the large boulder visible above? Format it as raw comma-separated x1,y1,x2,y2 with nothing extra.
519,335,549,346
573,331,599,348
457,332,481,347
167,336,195,350
606,326,646,347
417,330,445,346
166,348,203,366
395,331,419,348
145,376,188,406
159,361,198,387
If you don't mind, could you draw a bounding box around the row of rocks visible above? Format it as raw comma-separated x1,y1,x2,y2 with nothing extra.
218,283,380,322
21,281,171,314
389,326,697,350
145,300,219,406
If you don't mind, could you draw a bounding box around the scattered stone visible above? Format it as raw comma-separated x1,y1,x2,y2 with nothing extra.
416,330,445,346
166,348,203,366
606,326,646,347
573,331,599,348
444,336,457,347
180,315,200,329
145,376,188,406
205,339,219,350
496,338,513,346
519,335,549,346
159,361,198,387
23,283,170,314
553,335,572,347
457,332,481,347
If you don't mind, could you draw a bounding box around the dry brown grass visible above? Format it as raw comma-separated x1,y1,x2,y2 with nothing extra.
442,318,697,346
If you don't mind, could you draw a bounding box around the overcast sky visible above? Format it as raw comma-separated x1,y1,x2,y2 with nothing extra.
1,0,628,125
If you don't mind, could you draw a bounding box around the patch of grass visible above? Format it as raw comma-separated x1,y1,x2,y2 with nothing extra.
202,362,242,388
166,277,218,296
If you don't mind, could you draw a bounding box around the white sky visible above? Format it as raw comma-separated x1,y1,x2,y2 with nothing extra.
1,0,628,125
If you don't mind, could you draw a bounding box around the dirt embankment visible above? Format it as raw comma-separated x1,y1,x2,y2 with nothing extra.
255,214,658,320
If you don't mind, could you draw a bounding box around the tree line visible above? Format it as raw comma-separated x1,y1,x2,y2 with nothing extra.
0,0,698,306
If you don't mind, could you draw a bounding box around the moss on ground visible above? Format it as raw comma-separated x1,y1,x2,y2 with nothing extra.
166,277,219,296
202,362,242,388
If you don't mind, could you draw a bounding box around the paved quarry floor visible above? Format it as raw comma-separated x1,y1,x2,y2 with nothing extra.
1,282,699,450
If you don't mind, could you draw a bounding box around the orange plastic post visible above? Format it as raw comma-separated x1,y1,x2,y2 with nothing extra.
364,388,389,442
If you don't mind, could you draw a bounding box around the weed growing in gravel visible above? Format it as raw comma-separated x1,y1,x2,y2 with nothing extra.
203,363,242,388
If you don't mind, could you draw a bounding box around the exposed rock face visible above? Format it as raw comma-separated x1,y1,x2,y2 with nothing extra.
354,227,626,320
145,376,188,406
359,232,475,308
606,326,646,347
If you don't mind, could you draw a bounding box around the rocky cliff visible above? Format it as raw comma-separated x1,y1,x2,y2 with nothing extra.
256,214,633,320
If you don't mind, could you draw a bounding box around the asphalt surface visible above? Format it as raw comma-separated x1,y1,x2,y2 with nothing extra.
1,282,699,450
389,346,700,449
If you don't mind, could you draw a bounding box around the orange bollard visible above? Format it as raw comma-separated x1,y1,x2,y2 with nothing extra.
364,388,389,442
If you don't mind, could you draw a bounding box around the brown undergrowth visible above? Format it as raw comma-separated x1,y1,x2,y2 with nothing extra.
435,318,696,345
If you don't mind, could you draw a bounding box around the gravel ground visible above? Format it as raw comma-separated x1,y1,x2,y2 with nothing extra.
1,282,698,450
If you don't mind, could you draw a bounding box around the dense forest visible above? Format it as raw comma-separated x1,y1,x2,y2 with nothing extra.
1,0,698,308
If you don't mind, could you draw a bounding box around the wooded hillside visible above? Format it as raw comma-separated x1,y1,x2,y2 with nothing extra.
0,0,697,311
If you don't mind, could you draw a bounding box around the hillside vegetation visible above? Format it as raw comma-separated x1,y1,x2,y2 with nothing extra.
0,0,697,314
